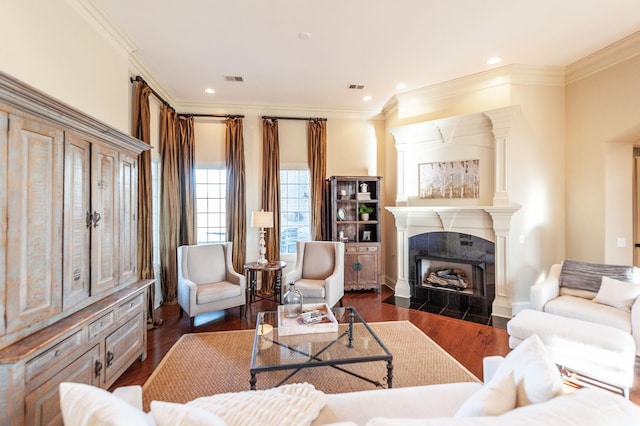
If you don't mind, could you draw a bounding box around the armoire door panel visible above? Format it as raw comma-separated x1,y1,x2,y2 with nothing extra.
63,133,91,309
119,154,138,285
0,111,7,335
91,144,120,296
5,114,63,333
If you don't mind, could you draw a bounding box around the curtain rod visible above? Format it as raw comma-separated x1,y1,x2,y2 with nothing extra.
130,75,243,119
178,113,244,119
262,115,327,122
130,75,174,110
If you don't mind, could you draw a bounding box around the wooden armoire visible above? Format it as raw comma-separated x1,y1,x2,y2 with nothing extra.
0,71,153,425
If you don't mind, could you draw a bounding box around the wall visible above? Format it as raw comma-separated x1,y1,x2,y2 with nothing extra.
566,54,640,264
0,0,131,132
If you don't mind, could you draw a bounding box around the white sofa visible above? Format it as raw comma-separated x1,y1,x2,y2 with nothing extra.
59,336,640,426
531,260,640,356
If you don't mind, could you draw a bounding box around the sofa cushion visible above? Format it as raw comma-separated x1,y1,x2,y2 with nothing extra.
559,259,634,294
196,281,241,305
594,276,640,312
59,382,154,426
454,371,516,417
188,382,325,426
544,295,632,333
150,401,226,426
491,335,563,406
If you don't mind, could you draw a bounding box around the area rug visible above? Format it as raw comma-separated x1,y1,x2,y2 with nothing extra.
142,321,479,410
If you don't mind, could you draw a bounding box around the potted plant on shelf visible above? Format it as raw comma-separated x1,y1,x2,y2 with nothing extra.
359,204,374,221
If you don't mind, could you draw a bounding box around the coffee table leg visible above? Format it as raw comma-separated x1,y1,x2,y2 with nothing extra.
347,309,355,348
386,360,394,388
250,373,257,390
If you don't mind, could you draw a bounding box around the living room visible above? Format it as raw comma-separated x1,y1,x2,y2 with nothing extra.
2,0,640,424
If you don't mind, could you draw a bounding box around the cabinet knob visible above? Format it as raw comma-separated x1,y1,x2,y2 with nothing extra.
73,268,81,281
92,211,101,228
106,351,114,367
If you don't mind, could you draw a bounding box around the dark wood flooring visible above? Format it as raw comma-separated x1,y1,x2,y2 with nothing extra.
111,286,640,405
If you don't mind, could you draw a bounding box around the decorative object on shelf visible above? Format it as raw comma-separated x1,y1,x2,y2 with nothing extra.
337,208,347,221
282,281,303,318
339,189,347,199
418,159,480,199
359,204,374,221
362,231,372,241
251,210,274,264
360,182,368,193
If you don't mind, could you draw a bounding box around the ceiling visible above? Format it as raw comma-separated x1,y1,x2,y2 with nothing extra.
89,0,640,114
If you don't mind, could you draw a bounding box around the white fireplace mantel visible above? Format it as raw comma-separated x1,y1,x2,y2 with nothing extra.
386,106,521,318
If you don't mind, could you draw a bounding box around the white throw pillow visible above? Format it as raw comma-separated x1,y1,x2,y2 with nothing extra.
59,382,155,426
150,401,227,426
594,276,640,311
491,334,563,406
454,371,516,417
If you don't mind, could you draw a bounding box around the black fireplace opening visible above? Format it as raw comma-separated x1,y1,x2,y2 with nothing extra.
408,231,495,324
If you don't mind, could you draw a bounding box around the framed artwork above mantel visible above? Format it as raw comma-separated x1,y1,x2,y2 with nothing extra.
418,159,480,199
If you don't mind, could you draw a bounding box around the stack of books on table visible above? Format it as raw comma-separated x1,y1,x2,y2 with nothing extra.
277,303,338,336
357,192,371,200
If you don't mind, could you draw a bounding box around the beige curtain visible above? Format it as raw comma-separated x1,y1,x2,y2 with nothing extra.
132,82,160,328
225,118,246,273
159,105,180,305
308,120,327,240
178,116,196,246
261,119,281,293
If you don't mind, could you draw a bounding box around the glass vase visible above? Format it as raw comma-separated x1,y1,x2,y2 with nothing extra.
282,281,303,318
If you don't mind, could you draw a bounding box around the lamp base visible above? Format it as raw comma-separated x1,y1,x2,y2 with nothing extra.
256,257,268,265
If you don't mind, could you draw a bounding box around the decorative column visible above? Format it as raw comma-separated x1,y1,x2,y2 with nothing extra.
387,208,411,300
487,208,519,318
485,106,519,207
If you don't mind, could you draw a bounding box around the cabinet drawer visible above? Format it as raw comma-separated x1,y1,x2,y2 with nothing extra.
357,246,378,253
117,292,144,318
345,246,358,253
89,311,115,339
26,331,83,383
105,311,145,383
25,344,101,426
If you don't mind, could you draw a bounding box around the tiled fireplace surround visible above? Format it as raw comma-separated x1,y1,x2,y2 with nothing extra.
387,106,520,320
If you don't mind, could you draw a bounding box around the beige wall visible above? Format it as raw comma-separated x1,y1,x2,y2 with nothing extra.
0,0,130,132
566,55,640,264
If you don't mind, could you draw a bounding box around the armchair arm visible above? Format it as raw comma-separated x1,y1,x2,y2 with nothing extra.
631,296,640,355
482,356,504,383
177,276,198,314
530,264,562,311
323,243,345,307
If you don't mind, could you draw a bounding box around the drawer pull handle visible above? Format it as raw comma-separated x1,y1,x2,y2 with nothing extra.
94,360,103,378
99,321,104,327
73,268,81,281
106,351,114,367
86,211,93,229
129,302,135,307
92,211,101,228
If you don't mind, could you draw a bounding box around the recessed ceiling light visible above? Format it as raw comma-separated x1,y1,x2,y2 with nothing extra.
486,57,502,65
395,83,406,90
298,32,311,40
204,88,215,94
363,95,372,101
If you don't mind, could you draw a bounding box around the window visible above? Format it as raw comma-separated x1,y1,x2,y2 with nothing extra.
280,169,310,254
195,168,227,244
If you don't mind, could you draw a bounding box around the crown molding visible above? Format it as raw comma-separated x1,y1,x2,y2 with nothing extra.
67,0,137,54
566,31,640,84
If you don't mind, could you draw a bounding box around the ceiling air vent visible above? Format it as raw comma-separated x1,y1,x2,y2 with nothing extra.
348,84,365,90
224,75,244,82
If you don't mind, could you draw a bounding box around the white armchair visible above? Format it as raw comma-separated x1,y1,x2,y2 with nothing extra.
284,241,345,308
177,243,246,330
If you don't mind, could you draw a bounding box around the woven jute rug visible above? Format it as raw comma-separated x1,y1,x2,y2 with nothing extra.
142,321,479,410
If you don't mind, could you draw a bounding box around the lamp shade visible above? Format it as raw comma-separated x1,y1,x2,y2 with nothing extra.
251,210,274,228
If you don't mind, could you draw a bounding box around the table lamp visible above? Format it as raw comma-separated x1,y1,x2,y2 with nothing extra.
251,210,274,264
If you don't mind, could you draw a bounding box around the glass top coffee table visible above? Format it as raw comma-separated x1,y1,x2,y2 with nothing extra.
249,306,393,390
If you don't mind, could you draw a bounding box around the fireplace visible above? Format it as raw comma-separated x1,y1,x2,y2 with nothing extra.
410,232,495,318
387,106,521,319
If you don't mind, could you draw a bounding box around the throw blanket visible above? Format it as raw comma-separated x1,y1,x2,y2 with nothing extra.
187,383,325,426
559,259,634,293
